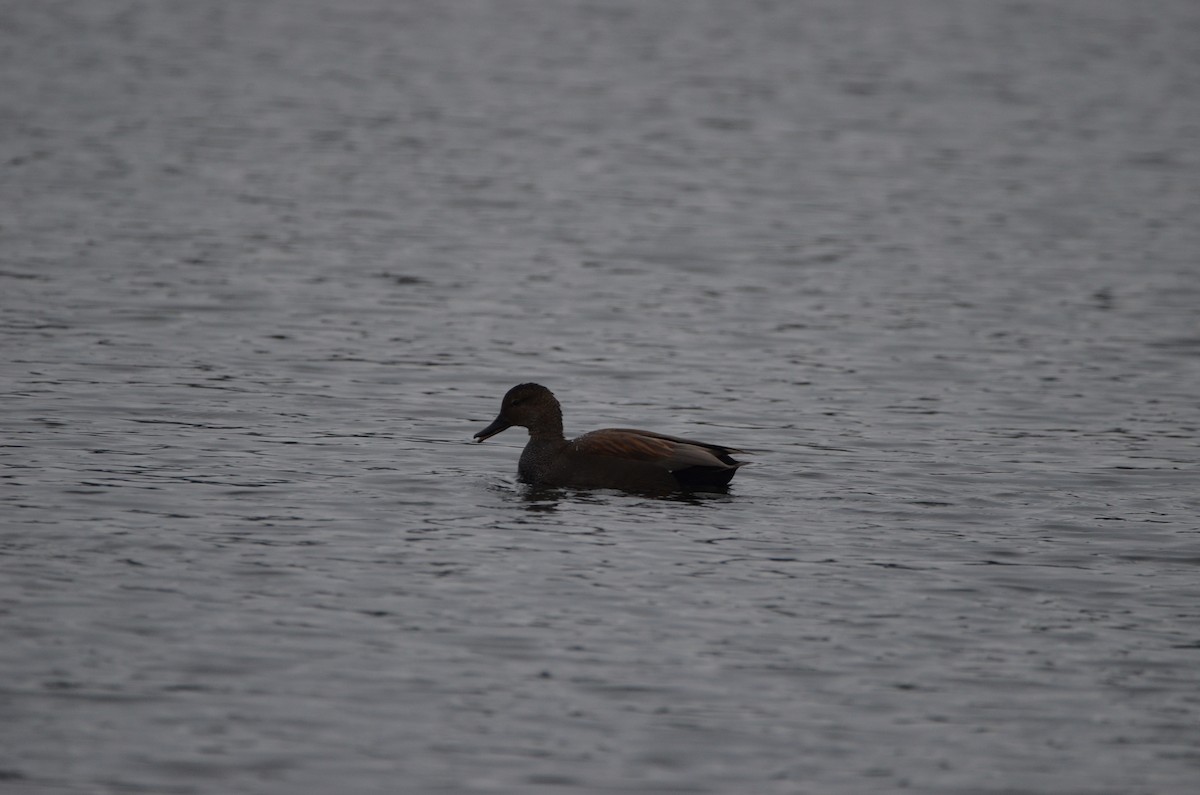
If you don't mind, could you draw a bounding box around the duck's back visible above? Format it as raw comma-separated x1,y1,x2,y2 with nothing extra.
543,428,742,490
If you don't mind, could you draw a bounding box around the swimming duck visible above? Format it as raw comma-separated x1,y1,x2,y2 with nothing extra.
474,383,743,491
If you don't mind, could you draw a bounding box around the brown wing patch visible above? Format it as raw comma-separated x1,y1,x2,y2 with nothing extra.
574,429,676,461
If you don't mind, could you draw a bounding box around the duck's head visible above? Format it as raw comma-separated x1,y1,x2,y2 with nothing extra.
474,383,562,441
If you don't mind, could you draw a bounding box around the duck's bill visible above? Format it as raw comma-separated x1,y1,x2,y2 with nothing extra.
473,417,512,442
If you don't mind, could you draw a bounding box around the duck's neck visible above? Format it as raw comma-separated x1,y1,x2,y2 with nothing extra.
526,405,565,443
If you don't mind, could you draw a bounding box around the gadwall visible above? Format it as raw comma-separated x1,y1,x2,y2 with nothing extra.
474,383,744,491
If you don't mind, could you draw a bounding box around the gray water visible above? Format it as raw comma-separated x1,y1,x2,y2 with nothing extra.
3,1,1199,793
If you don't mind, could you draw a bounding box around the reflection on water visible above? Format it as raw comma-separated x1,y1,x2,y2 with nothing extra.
515,483,739,508
3,1,1199,793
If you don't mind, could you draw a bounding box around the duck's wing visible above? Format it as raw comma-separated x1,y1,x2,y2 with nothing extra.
574,428,743,471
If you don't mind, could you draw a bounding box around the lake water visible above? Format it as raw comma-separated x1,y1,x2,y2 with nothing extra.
2,1,1199,793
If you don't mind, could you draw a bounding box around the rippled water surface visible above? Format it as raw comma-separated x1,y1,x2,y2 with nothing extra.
3,2,1199,793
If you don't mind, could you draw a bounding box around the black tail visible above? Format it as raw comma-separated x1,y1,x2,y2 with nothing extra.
673,464,739,489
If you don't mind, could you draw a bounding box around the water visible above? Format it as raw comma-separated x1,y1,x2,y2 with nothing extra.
2,1,1199,793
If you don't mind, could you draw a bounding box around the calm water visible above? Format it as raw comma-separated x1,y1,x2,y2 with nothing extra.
3,1,1199,793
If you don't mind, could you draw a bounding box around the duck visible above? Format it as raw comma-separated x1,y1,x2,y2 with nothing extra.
474,383,744,491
